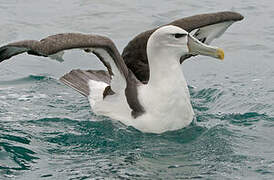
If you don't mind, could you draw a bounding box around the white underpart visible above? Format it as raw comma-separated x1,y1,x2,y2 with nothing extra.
88,80,108,107
136,72,194,133
88,80,133,126
92,49,127,93
87,48,132,125
193,21,234,44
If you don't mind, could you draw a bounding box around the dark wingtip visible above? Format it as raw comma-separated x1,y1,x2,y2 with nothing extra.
0,45,29,63
221,11,244,21
0,46,12,62
237,12,244,21
230,11,244,20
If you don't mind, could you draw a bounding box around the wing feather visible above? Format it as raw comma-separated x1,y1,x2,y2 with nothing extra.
122,11,244,82
0,33,145,117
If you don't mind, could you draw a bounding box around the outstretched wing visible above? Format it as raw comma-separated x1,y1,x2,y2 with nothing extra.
0,33,145,117
122,11,244,82
0,33,127,83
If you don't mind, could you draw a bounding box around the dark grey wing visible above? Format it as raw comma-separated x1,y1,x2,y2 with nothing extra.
0,33,130,93
0,45,35,62
0,33,145,117
122,11,244,82
0,33,128,78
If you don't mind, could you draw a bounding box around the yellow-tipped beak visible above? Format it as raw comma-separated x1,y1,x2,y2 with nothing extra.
217,48,224,60
187,34,225,60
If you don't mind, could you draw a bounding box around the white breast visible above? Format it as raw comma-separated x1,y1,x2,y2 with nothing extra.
133,70,194,133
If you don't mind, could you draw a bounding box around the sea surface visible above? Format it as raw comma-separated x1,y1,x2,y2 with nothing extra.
0,0,274,179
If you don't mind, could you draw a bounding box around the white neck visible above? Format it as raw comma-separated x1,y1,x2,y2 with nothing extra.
147,48,184,87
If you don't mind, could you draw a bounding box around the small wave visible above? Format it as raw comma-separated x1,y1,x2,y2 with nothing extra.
0,75,53,87
190,87,224,112
27,117,79,124
160,125,206,144
0,136,38,171
221,112,269,126
191,87,224,103
197,111,273,127
0,75,47,83
44,119,135,150
0,134,30,145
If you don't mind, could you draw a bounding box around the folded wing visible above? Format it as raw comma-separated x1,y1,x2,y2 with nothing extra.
60,69,111,96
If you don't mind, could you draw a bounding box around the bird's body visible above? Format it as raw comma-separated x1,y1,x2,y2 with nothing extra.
89,27,195,133
0,11,244,133
87,67,193,133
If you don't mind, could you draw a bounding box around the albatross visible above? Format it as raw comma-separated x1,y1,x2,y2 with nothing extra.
0,11,243,133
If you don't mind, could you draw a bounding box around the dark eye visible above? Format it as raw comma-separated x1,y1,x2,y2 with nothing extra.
174,33,187,38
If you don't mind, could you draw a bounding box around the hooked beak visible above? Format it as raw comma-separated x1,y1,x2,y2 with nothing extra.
187,34,224,60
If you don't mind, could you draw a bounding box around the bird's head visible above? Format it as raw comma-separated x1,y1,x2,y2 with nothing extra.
147,25,224,62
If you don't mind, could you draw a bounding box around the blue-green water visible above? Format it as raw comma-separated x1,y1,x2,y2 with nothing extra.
1,0,274,179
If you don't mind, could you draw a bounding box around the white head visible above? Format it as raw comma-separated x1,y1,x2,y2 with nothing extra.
147,25,189,61
147,25,224,63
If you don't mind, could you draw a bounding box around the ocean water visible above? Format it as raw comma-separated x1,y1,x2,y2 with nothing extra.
0,0,274,179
